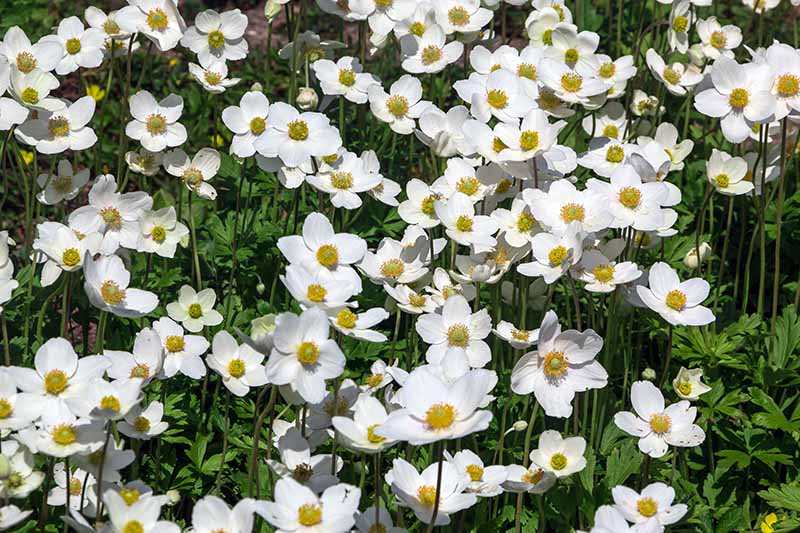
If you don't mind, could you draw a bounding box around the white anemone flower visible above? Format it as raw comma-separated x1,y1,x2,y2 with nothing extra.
0,369,42,431
636,262,714,326
166,285,223,333
222,91,271,158
0,95,27,130
667,0,692,53
673,367,712,401
117,0,187,52
188,58,240,94
448,449,508,497
0,505,31,531
42,16,105,75
646,49,702,97
191,495,263,533
47,463,97,515
32,222,102,287
10,68,63,112
137,207,189,258
577,137,637,178
255,102,342,168
152,317,209,379
119,400,169,440
528,179,612,234
383,284,438,315
586,164,669,231
256,478,360,532
494,320,539,350
455,70,534,123
696,17,741,60
358,236,428,285
307,152,381,210
398,179,441,228
543,25,599,68
577,250,642,293
0,26,61,74
312,56,377,104
68,377,142,421
706,148,752,196
579,505,642,533
104,327,163,383
766,43,800,120
207,331,268,397
16,402,103,458
434,0,493,35
164,147,220,200
502,464,557,494
495,110,564,162
0,441,44,499
84,254,158,318
517,222,583,284
104,488,180,533
181,9,249,65
490,197,540,248
385,457,476,526
400,24,463,74
636,122,693,171
415,104,472,158
16,96,97,154
511,310,607,418
368,75,431,135
281,264,357,311
126,91,187,152
612,482,688,530
615,380,705,458
538,58,608,104
36,159,89,205
529,430,586,478
125,148,163,176
266,428,342,493
435,192,498,253
353,505,404,533
332,393,397,454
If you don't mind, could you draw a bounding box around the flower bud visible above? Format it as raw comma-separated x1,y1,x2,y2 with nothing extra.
683,242,712,269
512,420,528,432
256,282,266,295
0,455,11,480
264,0,282,21
250,82,263,92
296,87,318,111
641,368,657,381
166,489,180,506
688,44,705,67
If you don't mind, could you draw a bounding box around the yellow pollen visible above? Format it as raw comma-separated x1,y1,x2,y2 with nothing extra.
455,214,473,232
165,335,185,353
119,488,140,505
549,452,568,470
776,74,800,98
592,264,615,283
367,423,386,443
560,203,585,223
207,30,225,49
297,503,322,526
418,485,438,506
99,395,121,412
511,329,530,341
448,6,470,26
542,350,568,377
421,195,437,216
336,309,357,329
519,131,539,151
548,245,569,266
65,38,81,55
100,206,122,231
51,423,77,445
45,369,69,395
665,289,687,311
709,31,727,49
365,373,383,388
447,324,470,347
466,464,484,481
542,29,554,46
442,286,459,299
20,87,39,105
129,363,150,379
553,4,566,20
606,145,625,163
496,178,512,194
409,292,427,307
409,22,426,37
100,280,126,305
618,186,641,208
564,48,579,64
457,176,480,196
672,15,688,33
602,125,620,139
386,95,409,118
662,67,681,85
287,120,309,141
560,73,583,93
150,226,167,243
517,212,536,233
493,136,508,153
421,45,443,66
316,244,339,267
637,497,659,518
61,248,80,267
48,117,70,137
185,303,202,319
599,62,616,79
146,8,169,31
338,68,356,87
306,284,328,302
487,89,509,109
330,171,354,189
322,153,339,165
714,173,730,188
204,71,222,85
728,88,749,109
146,113,167,135
228,358,246,378
123,520,145,533
249,117,266,135
68,478,82,496
677,381,692,395
380,258,405,279
522,468,545,484
518,63,537,80
649,413,672,434
103,19,120,35
425,403,456,430
0,399,12,419
297,341,320,365
15,52,37,73
375,0,392,7
133,416,151,433
51,174,73,193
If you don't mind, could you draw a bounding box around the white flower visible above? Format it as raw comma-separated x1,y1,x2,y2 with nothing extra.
435,192,498,253
164,147,220,200
0,95,27,131
384,284,438,315
190,496,263,533
119,400,169,440
16,96,97,154
42,16,105,75
415,105,472,157
765,43,800,120
449,449,507,497
697,17,741,60
544,25,599,68
332,393,397,453
359,236,427,285
126,148,163,176
586,164,670,231
312,56,377,104
282,263,357,311
152,317,209,379
36,159,89,205
266,307,345,404
353,505,404,533
673,367,711,401
694,56,775,144
369,75,430,135
706,148,752,196
0,369,41,431
0,26,61,74
181,9,248,65
496,110,564,162
434,0,493,35
0,505,31,531
539,58,607,104
266,428,341,493
581,505,638,533
166,285,223,332
117,0,187,52
222,91,271,158
137,207,189,258
256,478,360,532
47,462,97,514
104,327,163,383
518,222,583,284
615,380,706,458
612,482,688,529
494,320,539,350
85,7,132,43
667,0,692,53
126,91,187,153
645,49,702,96
104,488,180,533
376,367,494,444
455,70,534,124
577,250,642,293
32,222,102,286
84,254,158,318
385,457,476,526
255,102,342,168
636,122,693,172
400,24,463,74
502,464,557,494
528,178,612,234
15,402,103,458
307,152,381,210
511,310,607,418
68,377,142,420
188,59,240,94
636,262,714,326
416,295,492,377
583,101,626,140
207,331,268,397
529,430,586,478
577,137,637,178
398,179,441,228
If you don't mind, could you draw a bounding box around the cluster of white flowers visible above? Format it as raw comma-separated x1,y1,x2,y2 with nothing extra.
0,0,796,530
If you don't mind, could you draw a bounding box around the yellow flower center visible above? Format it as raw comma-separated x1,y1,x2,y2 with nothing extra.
665,289,687,311
306,284,328,302
287,120,309,141
522,468,545,484
602,124,619,139
380,258,405,279
493,137,508,153
51,423,77,445
100,206,122,231
133,416,151,433
207,30,225,49
297,503,322,526
66,38,81,55
553,4,566,20
68,478,82,496
637,497,659,518
518,63,537,80
519,131,539,152
123,520,145,533
776,74,800,98
466,464,484,481
188,303,203,319
146,8,169,31
714,173,730,188
421,45,443,65
599,62,616,79
511,329,530,341
421,195,437,216
322,153,339,165
48,117,70,137
456,176,480,196
0,399,12,419
592,264,615,283
316,244,339,267
606,145,625,163
45,369,69,395
20,87,39,105
455,214,473,232
120,488,140,505
564,48,579,64
672,15,688,33
444,323,470,348
487,89,509,109
386,95,409,118
146,113,167,135
242,118,264,138
130,363,150,379
330,171,354,189
417,485,438,507
728,88,749,109
337,69,357,88
560,73,583,93
228,359,246,378
103,19,120,35
365,373,383,388
16,52,37,73
297,341,320,365
100,395,121,412
709,30,727,49
649,413,672,434
618,186,641,208
448,6,470,26
543,350,569,377
409,22,426,37
548,245,569,266
150,225,167,244
549,452,568,470
425,403,456,430
204,71,222,85
367,423,386,443
165,335,185,353
496,178,512,194
560,203,585,223
336,309,357,329
100,280,126,305
409,292,427,307
517,212,536,234
375,0,392,7
51,174,73,193
677,380,692,396
662,67,681,85
60,248,81,267
542,29,554,46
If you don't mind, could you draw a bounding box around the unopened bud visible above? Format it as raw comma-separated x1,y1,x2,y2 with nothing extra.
296,87,318,111
250,82,263,92
512,420,528,432
256,282,266,295
688,44,705,67
166,489,180,505
683,242,712,269
641,368,657,381
264,0,281,21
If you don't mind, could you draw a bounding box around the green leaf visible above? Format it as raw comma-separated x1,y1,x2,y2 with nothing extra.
604,440,642,488
758,483,800,512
